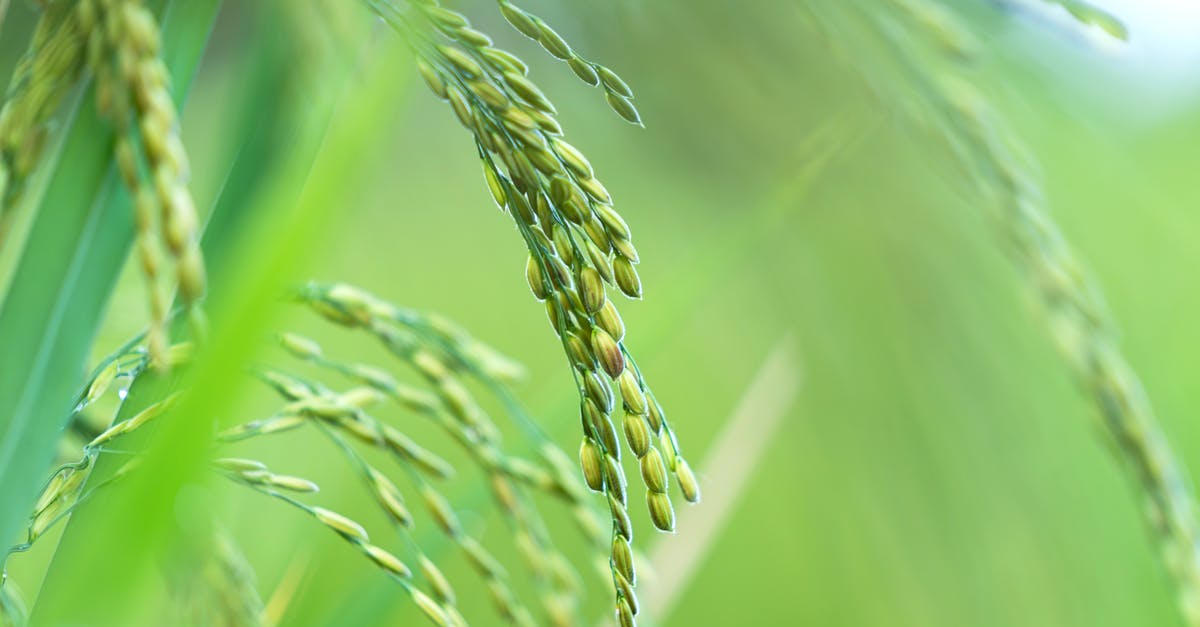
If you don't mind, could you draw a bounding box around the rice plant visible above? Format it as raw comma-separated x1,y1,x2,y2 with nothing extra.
0,1,698,625
804,2,1200,625
1,0,1195,626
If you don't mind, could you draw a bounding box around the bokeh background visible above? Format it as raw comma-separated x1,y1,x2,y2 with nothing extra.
4,0,1200,625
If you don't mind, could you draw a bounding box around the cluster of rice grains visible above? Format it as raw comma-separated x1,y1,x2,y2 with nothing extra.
806,1,1200,625
1,338,192,625
0,1,87,233
16,340,190,543
2,338,273,627
367,1,700,625
81,0,206,364
229,285,595,627
205,280,662,627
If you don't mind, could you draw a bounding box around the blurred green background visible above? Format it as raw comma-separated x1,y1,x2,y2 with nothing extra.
4,0,1200,625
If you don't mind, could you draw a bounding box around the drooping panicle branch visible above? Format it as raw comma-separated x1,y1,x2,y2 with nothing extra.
80,0,207,366
356,3,701,623
806,2,1200,624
